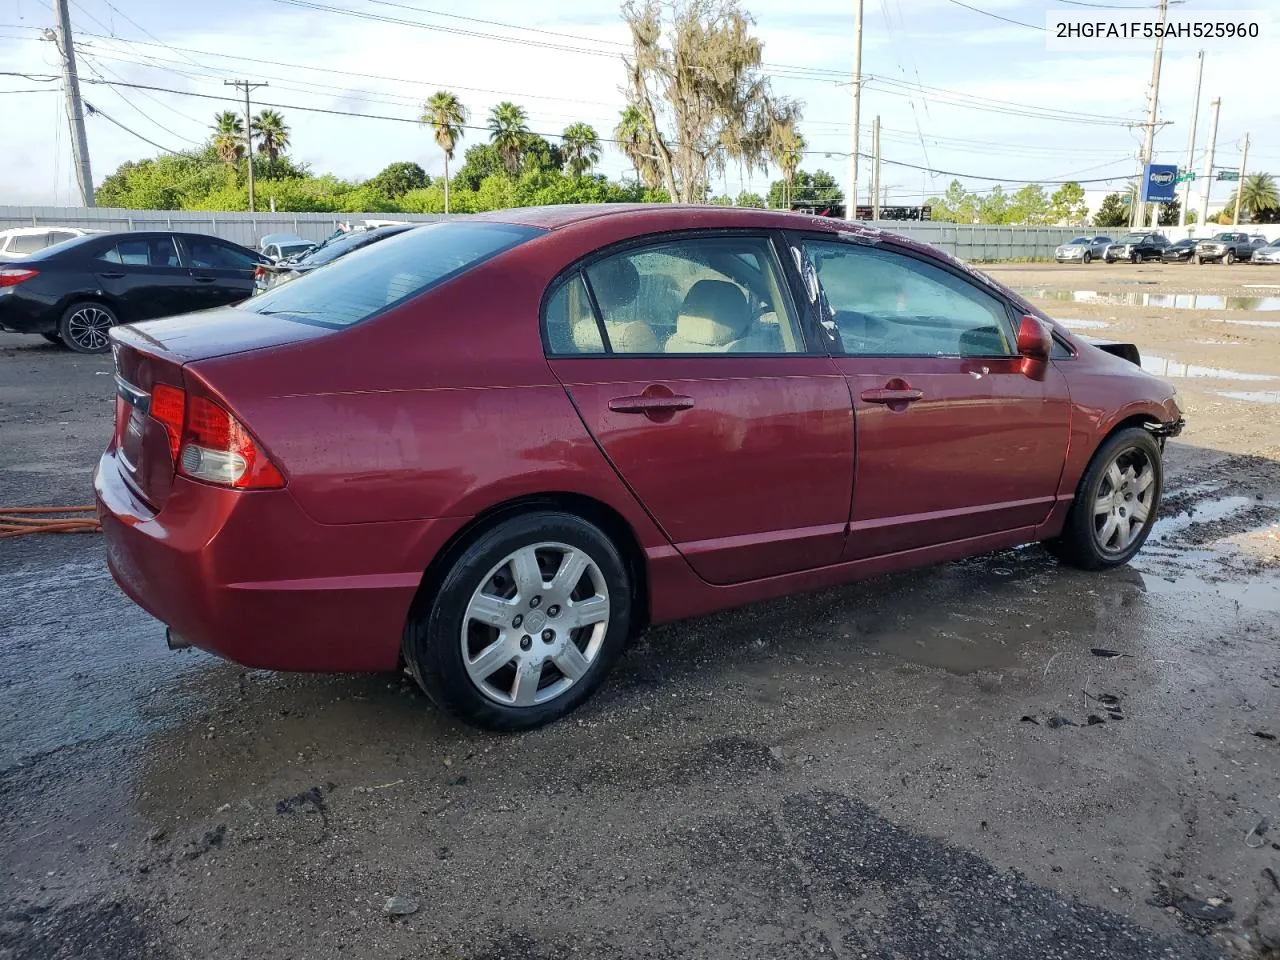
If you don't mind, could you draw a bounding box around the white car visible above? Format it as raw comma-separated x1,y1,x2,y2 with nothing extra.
0,226,103,260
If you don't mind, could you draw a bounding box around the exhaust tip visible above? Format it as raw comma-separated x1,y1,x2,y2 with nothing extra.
165,627,192,651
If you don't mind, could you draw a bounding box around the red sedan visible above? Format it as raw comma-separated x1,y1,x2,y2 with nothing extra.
95,206,1184,730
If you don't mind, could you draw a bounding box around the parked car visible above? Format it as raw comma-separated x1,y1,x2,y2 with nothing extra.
1195,231,1257,264
256,223,415,291
95,207,1184,731
1161,237,1198,263
1103,233,1168,263
258,233,315,262
1251,237,1280,265
0,226,103,260
1053,235,1112,264
0,231,268,352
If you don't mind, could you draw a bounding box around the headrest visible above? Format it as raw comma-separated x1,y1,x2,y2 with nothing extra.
674,279,751,346
590,258,640,312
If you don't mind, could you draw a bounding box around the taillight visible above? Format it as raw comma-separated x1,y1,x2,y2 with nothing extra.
144,385,285,489
149,384,185,461
0,267,38,287
253,265,266,280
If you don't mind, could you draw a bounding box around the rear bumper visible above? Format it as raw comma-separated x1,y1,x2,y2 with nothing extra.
0,291,56,335
94,449,469,672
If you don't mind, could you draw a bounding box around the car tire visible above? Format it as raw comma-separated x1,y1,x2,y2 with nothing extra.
1130,251,1141,264
1049,426,1163,571
1083,251,1092,264
403,511,633,731
1196,256,1204,265
1225,249,1235,265
40,332,66,347
57,300,118,354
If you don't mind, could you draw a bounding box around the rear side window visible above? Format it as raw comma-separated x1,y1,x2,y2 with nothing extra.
545,272,604,354
99,237,181,267
9,233,50,255
244,222,542,328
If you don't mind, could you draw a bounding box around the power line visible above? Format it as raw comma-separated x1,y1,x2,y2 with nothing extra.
83,98,182,154
943,0,1044,31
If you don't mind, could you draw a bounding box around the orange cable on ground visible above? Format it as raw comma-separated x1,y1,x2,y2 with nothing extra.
0,506,101,539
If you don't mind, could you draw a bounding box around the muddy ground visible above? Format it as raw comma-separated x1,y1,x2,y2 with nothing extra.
1,260,1278,960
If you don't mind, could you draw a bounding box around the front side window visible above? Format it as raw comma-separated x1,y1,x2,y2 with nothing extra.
555,236,804,355
186,237,256,270
803,240,1015,358
245,221,542,328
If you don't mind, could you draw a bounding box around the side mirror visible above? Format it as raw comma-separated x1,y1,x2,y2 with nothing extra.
1016,315,1052,379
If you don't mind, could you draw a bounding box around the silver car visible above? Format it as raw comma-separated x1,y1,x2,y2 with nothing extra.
1252,238,1280,264
1054,235,1112,263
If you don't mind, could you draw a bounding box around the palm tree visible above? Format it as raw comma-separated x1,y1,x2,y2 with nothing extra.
561,123,601,179
614,105,659,188
488,102,529,177
420,90,468,214
1223,173,1280,222
777,131,804,208
211,111,244,166
252,109,290,170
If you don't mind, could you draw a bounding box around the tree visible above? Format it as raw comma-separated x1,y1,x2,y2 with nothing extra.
735,190,764,208
251,109,290,169
776,130,804,208
454,138,562,190
622,0,801,203
978,185,1009,225
367,161,429,198
211,112,244,166
1221,173,1280,223
1048,181,1088,224
561,122,602,179
614,104,661,188
1157,197,1180,226
768,169,842,213
488,102,530,176
1008,184,1049,225
925,180,979,223
420,90,468,214
1093,192,1130,228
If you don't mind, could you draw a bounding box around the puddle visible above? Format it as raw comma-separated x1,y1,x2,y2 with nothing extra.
1216,390,1280,404
1020,289,1280,311
1149,495,1255,543
874,627,1020,674
1214,318,1280,329
1056,317,1110,330
1140,354,1278,382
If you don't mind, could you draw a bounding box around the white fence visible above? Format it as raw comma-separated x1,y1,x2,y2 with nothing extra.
9,204,1270,260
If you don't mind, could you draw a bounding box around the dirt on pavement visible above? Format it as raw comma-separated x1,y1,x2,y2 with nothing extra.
1,259,1278,960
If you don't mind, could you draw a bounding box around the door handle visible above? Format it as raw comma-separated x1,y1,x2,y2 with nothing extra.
609,394,695,414
860,388,924,404
97,272,125,280
193,276,217,283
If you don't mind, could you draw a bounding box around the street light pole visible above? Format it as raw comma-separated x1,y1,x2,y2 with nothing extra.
1199,97,1221,227
1133,0,1169,228
847,0,864,221
1178,49,1204,228
1232,132,1249,227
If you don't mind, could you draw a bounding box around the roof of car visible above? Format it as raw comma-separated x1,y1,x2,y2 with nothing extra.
467,203,855,232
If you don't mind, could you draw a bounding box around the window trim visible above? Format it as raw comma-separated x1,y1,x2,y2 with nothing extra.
787,231,1023,360
540,228,818,359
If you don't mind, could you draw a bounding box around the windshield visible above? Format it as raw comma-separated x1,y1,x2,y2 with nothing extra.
1212,233,1235,240
1117,235,1146,244
244,221,543,328
279,243,313,257
297,226,410,267
1067,237,1089,244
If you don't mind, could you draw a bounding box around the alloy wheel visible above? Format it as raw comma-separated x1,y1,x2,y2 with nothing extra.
460,542,610,707
1093,448,1156,554
64,305,115,352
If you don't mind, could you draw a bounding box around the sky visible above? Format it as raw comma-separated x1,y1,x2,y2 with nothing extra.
0,0,1274,209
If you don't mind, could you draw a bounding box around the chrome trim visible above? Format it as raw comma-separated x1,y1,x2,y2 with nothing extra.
114,374,149,412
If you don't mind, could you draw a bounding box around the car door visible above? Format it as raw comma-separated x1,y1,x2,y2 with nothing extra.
177,235,261,309
544,232,855,585
793,236,1072,560
92,235,192,320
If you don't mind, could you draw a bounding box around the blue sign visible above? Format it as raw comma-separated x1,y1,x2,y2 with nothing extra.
1142,163,1178,203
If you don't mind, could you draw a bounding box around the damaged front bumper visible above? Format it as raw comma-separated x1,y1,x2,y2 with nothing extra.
1145,416,1185,448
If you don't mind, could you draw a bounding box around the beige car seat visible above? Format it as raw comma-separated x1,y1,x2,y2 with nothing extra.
664,279,758,353
587,257,661,353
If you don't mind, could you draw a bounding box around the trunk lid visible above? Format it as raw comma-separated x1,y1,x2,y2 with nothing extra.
108,308,323,509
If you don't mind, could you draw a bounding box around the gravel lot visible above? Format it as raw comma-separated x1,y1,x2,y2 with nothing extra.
1,260,1278,959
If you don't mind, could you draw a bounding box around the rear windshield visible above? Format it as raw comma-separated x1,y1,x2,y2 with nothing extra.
243,221,542,328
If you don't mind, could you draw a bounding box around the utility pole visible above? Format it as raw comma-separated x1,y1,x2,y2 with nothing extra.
50,0,94,206
225,80,267,212
1199,97,1221,227
847,0,864,221
1132,0,1169,228
1232,132,1249,226
1178,50,1204,228
872,115,881,221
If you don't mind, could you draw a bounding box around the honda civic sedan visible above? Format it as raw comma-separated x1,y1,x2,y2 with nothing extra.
95,206,1185,730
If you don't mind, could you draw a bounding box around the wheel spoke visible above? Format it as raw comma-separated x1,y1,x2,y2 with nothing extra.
467,635,515,681
553,642,590,681
564,595,609,630
468,593,516,629
1116,514,1135,547
511,659,543,706
1106,462,1124,494
1098,513,1120,548
549,548,589,597
508,546,544,600
1135,466,1155,493
1094,492,1113,516
1130,498,1150,523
